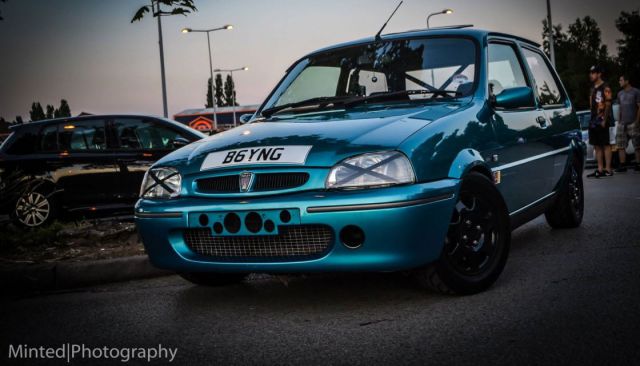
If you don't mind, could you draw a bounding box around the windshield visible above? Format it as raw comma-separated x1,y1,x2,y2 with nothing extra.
262,37,477,116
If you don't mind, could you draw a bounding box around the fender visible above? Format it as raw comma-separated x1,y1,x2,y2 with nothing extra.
447,148,492,180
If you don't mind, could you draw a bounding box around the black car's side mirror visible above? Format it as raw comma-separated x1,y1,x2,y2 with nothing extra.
492,86,535,110
171,137,190,148
239,114,253,124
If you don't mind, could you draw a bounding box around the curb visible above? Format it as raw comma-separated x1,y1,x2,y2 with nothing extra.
0,256,173,292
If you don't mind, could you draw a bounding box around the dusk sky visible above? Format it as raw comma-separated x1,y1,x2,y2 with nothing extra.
0,0,635,120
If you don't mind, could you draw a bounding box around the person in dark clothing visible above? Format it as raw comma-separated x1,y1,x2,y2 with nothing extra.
586,65,614,178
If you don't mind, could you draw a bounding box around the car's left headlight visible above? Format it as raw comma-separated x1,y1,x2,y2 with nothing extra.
140,167,182,199
326,151,415,189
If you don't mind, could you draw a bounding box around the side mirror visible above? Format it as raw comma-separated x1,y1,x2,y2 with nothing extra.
493,86,535,110
239,114,253,124
171,137,190,148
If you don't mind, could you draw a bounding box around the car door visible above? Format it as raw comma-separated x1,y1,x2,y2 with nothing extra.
521,47,573,192
111,117,197,203
55,118,120,209
487,41,553,213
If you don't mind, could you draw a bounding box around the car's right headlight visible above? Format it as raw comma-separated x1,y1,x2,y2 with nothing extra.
140,167,182,199
326,151,415,189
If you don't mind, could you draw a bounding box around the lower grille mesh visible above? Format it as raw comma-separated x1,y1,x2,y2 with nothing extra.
184,225,334,261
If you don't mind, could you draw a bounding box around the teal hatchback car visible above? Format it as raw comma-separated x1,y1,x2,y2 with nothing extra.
135,27,584,294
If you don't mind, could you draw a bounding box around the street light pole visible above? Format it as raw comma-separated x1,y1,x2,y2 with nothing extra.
214,67,249,127
181,25,233,132
205,31,217,130
546,0,556,66
156,2,168,118
426,8,453,29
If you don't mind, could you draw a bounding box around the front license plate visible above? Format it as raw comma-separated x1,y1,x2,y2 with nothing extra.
200,145,312,171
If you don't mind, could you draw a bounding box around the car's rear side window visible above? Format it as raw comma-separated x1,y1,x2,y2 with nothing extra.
39,124,58,151
58,119,107,151
112,118,190,150
522,48,564,106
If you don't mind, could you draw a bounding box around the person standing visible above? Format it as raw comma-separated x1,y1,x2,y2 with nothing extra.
614,75,640,172
586,65,614,178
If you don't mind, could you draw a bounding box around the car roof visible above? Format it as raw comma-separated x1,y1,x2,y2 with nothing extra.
301,28,540,59
9,114,204,137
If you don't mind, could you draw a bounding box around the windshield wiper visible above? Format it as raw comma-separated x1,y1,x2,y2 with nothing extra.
261,96,354,118
342,89,462,108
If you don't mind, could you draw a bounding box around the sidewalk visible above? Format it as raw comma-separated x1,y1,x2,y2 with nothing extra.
0,255,172,292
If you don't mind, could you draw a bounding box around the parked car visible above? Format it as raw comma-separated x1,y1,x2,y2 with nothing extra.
0,115,205,227
136,28,584,294
577,105,636,166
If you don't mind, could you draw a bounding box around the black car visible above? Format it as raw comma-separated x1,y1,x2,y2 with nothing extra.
0,115,205,227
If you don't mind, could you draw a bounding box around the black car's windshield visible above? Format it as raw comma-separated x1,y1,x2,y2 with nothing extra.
261,37,477,117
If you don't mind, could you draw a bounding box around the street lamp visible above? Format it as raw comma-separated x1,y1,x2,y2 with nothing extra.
214,67,249,127
426,8,453,28
181,24,233,131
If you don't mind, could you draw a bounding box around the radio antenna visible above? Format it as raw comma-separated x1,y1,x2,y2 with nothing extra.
375,1,403,42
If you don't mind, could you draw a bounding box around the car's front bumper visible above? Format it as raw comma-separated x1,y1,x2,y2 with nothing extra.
135,179,459,273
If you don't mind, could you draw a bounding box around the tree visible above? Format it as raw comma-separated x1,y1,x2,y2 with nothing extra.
223,74,239,107
615,10,640,86
15,116,23,125
0,117,9,133
131,0,198,117
55,99,71,118
541,16,616,110
45,104,55,119
215,73,225,107
29,102,46,121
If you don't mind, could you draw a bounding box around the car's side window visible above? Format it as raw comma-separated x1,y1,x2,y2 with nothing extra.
113,118,188,150
58,119,107,151
39,124,58,152
522,48,564,107
488,42,528,96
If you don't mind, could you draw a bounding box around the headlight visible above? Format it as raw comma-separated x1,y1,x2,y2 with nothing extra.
140,167,182,199
326,151,415,189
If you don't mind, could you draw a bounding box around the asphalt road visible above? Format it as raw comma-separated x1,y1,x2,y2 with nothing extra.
2,172,640,366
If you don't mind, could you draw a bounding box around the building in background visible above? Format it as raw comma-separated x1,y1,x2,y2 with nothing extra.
173,104,260,133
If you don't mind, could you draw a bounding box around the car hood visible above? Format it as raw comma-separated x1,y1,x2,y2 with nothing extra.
159,103,465,173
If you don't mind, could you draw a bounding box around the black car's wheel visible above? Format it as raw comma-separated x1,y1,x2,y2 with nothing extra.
13,189,57,228
545,159,584,228
413,172,511,295
180,272,248,287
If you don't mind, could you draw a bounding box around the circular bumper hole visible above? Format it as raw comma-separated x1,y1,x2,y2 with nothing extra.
213,222,223,234
264,219,275,233
224,213,241,234
198,214,209,227
279,210,291,223
245,212,263,233
340,225,365,249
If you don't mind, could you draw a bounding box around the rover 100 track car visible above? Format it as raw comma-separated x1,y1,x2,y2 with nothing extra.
135,27,584,294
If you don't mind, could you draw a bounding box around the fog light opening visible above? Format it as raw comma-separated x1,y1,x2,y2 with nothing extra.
213,222,223,234
340,225,365,249
264,219,275,233
198,214,209,227
279,210,291,223
245,212,263,233
224,213,241,234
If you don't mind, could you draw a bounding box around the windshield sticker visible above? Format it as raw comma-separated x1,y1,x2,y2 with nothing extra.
450,74,469,89
200,145,313,170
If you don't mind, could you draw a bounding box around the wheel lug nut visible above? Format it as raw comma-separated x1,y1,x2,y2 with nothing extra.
462,235,468,240
473,240,478,244
465,220,472,226
476,225,482,230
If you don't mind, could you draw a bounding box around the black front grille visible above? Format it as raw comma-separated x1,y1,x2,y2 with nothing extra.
196,172,309,193
253,173,309,191
196,175,239,193
183,225,334,261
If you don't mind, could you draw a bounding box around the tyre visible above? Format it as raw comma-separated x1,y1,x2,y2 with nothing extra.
12,188,58,228
179,272,248,287
545,158,584,228
413,172,511,295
